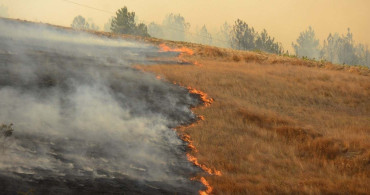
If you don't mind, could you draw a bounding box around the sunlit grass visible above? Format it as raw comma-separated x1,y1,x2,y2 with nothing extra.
2,17,369,194
141,48,370,194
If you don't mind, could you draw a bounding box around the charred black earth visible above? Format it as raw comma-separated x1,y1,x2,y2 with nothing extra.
0,18,204,194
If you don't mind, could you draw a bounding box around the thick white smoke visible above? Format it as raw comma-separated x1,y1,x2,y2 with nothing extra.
0,19,203,194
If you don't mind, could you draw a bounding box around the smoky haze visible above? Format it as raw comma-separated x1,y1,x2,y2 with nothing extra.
2,0,370,52
0,19,203,194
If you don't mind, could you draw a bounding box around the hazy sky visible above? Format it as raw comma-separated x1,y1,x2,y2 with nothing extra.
1,0,370,51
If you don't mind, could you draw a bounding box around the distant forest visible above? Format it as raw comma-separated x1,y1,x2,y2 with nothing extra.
71,6,369,67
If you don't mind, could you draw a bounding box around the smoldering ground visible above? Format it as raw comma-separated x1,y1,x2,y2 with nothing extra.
0,19,204,194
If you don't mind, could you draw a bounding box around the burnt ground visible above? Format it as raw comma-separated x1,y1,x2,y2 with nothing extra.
0,18,205,194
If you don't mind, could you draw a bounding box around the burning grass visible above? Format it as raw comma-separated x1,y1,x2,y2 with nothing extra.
140,45,370,194
7,18,368,194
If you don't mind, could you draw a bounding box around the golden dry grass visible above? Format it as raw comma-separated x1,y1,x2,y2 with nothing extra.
3,18,369,194
140,48,370,194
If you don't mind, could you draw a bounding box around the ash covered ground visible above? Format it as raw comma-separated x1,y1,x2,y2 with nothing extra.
0,19,204,194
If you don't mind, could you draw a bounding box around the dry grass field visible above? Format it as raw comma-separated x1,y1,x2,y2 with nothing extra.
140,45,370,194
3,18,368,194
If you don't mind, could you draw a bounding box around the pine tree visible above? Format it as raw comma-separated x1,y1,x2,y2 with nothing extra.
111,7,149,37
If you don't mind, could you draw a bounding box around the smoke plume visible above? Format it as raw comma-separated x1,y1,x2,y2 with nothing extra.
0,19,203,194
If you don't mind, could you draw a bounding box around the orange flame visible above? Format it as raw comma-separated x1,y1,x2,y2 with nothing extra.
159,43,200,65
187,87,214,107
154,76,214,108
152,72,219,195
182,134,198,152
159,43,194,56
199,177,213,195
187,154,211,175
186,153,221,176
213,170,222,176
183,86,220,195
191,177,213,195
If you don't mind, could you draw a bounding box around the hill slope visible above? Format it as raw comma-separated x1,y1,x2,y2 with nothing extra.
141,45,370,194
2,18,369,194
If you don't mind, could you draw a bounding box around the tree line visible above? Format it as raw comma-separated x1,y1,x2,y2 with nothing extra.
70,6,369,67
292,27,370,67
71,7,282,54
147,16,283,54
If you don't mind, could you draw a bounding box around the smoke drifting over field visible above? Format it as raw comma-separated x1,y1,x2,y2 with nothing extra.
0,19,203,194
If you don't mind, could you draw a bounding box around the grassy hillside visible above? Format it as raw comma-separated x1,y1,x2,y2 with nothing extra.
141,45,370,194
2,18,368,194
